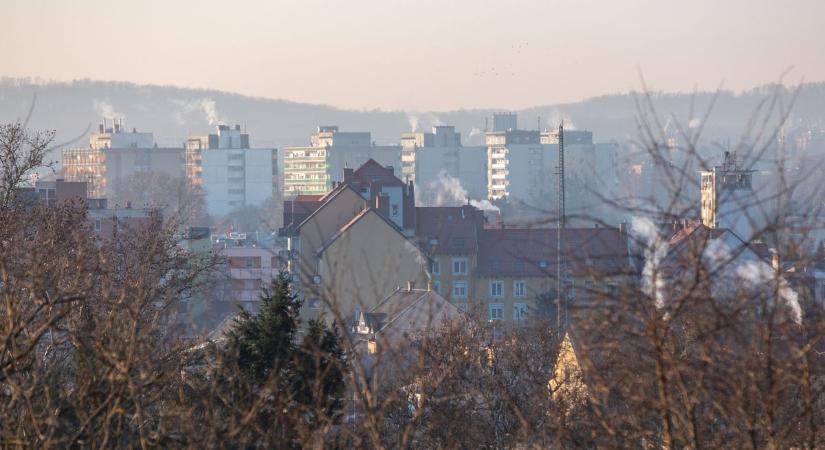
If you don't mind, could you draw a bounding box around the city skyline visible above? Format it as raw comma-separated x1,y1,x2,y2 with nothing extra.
3,0,825,111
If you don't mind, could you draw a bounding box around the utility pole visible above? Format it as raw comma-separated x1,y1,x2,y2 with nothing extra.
556,121,565,333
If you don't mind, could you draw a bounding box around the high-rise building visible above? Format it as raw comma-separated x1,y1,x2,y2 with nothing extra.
62,120,183,198
188,125,278,216
486,127,553,205
401,125,487,200
283,126,401,196
700,151,757,241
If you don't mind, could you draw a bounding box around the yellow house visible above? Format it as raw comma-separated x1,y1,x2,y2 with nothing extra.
473,227,634,324
413,205,485,310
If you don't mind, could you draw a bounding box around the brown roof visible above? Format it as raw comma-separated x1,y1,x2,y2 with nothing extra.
351,159,404,187
476,227,632,278
414,205,485,256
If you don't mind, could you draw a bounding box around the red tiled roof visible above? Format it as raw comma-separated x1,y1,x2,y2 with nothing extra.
414,206,485,256
476,227,632,278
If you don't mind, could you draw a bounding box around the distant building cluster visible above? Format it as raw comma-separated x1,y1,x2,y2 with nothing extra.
53,114,825,346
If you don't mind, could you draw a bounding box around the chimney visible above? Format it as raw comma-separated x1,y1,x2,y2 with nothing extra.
406,280,414,292
375,194,389,217
343,168,354,181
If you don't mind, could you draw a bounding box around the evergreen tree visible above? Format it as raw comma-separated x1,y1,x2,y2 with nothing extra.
219,271,347,446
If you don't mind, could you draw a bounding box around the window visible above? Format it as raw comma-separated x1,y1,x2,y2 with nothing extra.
489,303,504,321
453,281,467,298
490,281,503,298
94,219,102,231
452,258,467,275
431,260,440,276
432,280,440,294
513,280,526,297
308,298,321,309
456,302,469,312
245,257,255,268
513,303,528,321
606,282,618,297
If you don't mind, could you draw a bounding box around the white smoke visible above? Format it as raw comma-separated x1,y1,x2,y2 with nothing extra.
468,127,482,137
424,171,500,213
736,260,802,324
431,171,468,206
170,97,227,126
92,99,123,120
632,216,668,308
546,108,576,131
406,112,443,132
199,98,223,125
407,114,420,132
688,117,702,129
404,240,428,266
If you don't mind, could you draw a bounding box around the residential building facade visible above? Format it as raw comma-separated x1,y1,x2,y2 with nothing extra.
62,120,184,198
187,124,278,216
283,126,401,196
401,125,487,200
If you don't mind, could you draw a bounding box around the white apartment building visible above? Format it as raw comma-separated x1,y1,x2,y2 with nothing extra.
284,126,401,196
700,151,758,242
189,125,277,216
401,125,487,200
486,128,554,207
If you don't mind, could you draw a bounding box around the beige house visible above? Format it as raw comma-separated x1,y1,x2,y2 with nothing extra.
285,183,428,325
313,208,429,323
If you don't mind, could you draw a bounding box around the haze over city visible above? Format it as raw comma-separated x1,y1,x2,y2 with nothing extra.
3,0,825,110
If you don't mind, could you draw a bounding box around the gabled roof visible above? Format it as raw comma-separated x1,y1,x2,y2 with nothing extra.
356,287,466,337
415,205,485,256
314,206,416,257
351,158,404,187
288,183,363,235
476,227,632,278
660,224,752,276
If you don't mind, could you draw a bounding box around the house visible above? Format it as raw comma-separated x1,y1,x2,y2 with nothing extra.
414,205,486,304
282,178,428,326
474,227,635,324
350,285,470,389
657,223,802,324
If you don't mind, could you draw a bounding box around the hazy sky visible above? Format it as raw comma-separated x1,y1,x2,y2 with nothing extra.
3,0,824,111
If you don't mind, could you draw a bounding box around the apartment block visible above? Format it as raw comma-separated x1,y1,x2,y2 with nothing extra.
187,125,278,216
284,126,401,196
62,120,184,198
401,125,487,200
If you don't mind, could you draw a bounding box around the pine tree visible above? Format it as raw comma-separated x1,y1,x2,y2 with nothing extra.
219,271,347,446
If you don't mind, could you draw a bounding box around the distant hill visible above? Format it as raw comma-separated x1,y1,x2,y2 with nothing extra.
1,77,824,161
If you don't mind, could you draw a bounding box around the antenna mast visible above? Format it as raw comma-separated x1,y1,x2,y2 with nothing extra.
556,121,566,333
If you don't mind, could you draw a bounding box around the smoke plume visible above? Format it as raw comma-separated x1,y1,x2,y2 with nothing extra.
92,99,123,120
632,216,668,308
423,171,500,213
